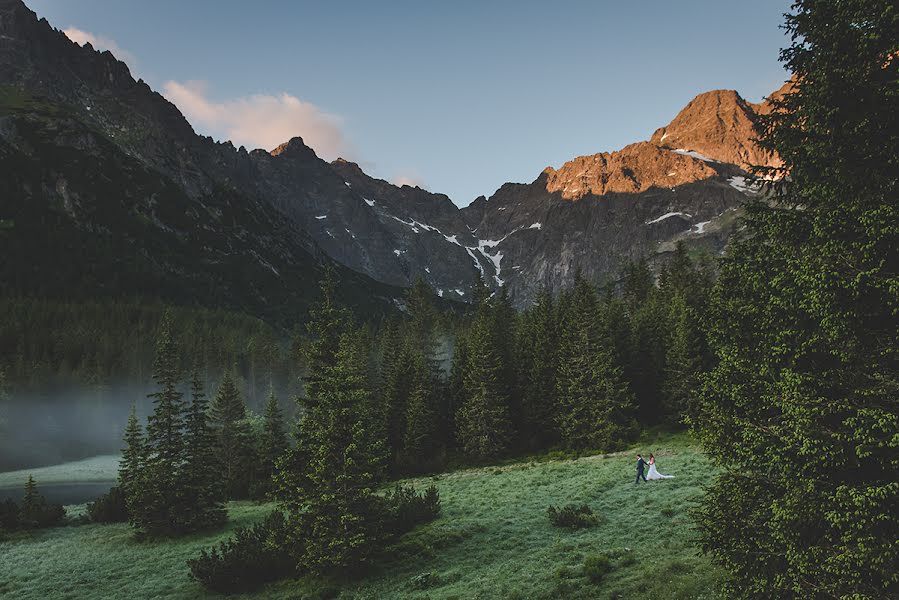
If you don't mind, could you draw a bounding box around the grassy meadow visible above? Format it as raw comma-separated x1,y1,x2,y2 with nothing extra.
0,432,722,599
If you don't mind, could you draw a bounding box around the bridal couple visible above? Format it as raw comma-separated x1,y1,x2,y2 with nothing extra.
634,453,674,483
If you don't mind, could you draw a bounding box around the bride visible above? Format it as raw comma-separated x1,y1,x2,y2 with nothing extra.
645,453,674,480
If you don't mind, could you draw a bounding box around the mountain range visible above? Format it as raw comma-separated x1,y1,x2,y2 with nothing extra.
0,0,789,318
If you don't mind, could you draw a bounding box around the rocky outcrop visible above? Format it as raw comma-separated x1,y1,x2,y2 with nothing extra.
649,88,783,171
543,141,723,200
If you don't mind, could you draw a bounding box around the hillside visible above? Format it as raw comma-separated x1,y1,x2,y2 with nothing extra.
0,433,721,600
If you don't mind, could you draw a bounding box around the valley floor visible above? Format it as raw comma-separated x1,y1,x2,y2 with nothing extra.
0,432,722,599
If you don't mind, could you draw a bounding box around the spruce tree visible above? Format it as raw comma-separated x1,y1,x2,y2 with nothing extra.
119,404,144,520
181,371,225,529
278,271,387,574
556,274,636,450
130,311,188,535
662,294,704,423
400,351,440,471
209,371,256,500
628,291,668,421
517,288,559,450
693,2,898,597
258,386,288,496
457,294,511,459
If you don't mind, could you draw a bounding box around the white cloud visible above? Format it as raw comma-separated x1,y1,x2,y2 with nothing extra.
63,27,136,66
162,80,350,158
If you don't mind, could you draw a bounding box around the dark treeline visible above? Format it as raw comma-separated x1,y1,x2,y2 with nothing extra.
0,298,295,407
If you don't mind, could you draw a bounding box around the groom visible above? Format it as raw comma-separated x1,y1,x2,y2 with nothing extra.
634,454,648,484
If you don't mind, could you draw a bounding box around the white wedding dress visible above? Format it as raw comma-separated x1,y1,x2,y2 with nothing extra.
646,461,674,480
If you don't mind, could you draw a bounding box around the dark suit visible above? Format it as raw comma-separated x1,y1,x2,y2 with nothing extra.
635,458,648,483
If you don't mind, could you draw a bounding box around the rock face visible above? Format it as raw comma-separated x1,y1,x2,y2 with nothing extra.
649,88,784,171
0,0,792,313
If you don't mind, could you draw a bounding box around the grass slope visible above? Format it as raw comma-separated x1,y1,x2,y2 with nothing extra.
0,432,722,599
0,455,119,489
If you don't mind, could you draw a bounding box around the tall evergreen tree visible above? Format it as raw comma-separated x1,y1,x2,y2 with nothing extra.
181,371,225,528
662,294,704,423
144,311,185,468
258,385,288,496
628,291,668,420
693,2,898,597
400,351,441,471
209,371,256,500
129,311,188,535
556,274,636,450
517,288,559,450
278,271,387,574
457,294,511,459
119,405,144,494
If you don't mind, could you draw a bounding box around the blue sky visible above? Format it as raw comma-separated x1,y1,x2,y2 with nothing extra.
28,0,793,206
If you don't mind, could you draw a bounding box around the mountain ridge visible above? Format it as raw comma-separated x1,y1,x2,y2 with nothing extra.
0,0,791,312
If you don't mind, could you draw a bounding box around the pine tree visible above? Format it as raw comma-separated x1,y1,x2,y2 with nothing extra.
457,294,511,459
209,371,257,499
398,279,443,471
258,385,288,496
400,351,440,471
278,272,387,574
119,405,144,505
21,475,38,515
628,291,667,421
693,2,899,597
556,274,636,450
662,294,704,423
130,311,188,535
181,371,225,529
144,311,185,468
517,288,559,450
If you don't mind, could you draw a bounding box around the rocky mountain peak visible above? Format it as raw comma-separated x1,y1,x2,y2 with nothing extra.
542,141,721,200
270,136,317,160
649,87,782,171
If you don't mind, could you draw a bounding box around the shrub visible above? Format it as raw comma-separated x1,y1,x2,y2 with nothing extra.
583,553,613,583
87,486,128,523
384,484,441,536
188,511,295,593
547,503,599,530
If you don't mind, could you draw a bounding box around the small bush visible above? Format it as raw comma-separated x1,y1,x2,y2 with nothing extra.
188,511,295,593
583,553,613,583
547,503,599,530
87,486,128,523
384,484,441,536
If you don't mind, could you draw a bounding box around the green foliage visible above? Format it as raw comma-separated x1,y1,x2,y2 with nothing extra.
126,314,226,536
456,289,512,459
693,2,899,598
188,511,295,594
209,371,258,500
546,503,599,530
583,553,613,584
516,288,559,450
87,486,129,523
383,484,441,536
556,274,636,450
278,271,389,575
257,387,288,498
11,475,66,530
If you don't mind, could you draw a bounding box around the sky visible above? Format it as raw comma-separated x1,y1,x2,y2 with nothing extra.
27,0,793,206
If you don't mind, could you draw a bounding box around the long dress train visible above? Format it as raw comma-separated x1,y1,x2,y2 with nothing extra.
645,461,674,480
